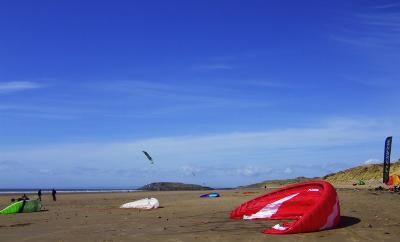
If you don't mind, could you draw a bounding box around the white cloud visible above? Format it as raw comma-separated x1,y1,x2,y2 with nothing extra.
364,158,380,165
0,117,397,186
373,3,400,9
332,9,400,48
38,168,53,175
236,165,272,177
180,165,203,176
284,167,293,174
88,80,271,113
0,160,14,171
0,81,43,93
1,117,395,166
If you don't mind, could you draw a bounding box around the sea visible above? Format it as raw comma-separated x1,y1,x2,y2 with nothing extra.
0,188,139,195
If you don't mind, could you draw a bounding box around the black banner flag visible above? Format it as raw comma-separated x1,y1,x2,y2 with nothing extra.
383,136,392,184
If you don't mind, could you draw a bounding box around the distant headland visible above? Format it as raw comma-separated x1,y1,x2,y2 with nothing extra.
139,182,214,191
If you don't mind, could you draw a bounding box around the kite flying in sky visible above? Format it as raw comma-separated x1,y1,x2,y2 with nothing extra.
142,151,154,164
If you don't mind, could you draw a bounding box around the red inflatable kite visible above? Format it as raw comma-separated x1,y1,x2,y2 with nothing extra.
230,181,340,234
388,175,400,186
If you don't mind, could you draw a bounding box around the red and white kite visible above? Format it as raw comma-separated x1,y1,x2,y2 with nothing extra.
230,181,340,234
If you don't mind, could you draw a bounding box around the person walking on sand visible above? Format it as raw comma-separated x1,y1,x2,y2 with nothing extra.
52,189,57,201
38,189,42,201
22,194,29,200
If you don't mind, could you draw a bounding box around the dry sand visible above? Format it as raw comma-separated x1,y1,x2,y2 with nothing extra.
1,188,399,242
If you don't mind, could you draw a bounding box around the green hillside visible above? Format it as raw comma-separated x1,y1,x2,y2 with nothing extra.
242,160,400,188
324,160,400,184
240,176,321,188
139,182,214,191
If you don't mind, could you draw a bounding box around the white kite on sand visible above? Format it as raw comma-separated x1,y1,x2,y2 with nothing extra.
120,198,160,209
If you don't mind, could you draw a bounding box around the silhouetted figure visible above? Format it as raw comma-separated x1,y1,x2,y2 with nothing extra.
38,189,42,201
52,189,57,201
18,194,29,201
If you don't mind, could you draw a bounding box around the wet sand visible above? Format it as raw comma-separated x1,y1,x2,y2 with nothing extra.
1,188,399,242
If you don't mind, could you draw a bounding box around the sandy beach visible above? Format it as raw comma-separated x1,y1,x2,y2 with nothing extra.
1,188,399,242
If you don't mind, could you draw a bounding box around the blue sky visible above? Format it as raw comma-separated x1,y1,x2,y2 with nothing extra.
1,0,399,188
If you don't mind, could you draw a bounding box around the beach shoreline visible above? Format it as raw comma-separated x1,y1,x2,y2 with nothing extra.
1,188,399,241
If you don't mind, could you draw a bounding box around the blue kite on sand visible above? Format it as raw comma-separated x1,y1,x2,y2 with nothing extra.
200,192,220,198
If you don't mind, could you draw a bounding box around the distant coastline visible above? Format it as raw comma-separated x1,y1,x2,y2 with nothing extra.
0,188,138,195
139,182,214,191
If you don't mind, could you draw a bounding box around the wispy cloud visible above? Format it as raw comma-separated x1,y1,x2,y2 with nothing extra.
88,80,272,114
373,3,400,9
331,9,400,48
180,165,203,176
0,160,22,171
95,80,176,94
0,104,82,120
339,75,382,88
283,167,293,174
245,80,298,89
236,165,272,177
363,158,380,165
1,117,397,186
0,81,43,94
281,161,351,178
330,7,400,90
191,64,233,70
3,117,394,160
0,79,273,121
209,55,237,62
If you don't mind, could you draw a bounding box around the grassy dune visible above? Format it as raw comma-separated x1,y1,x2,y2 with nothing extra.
241,176,321,188
324,160,400,184
243,160,400,188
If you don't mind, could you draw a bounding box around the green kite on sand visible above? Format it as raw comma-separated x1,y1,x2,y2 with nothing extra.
0,200,42,215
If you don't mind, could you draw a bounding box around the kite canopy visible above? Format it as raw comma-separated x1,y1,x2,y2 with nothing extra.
388,175,400,186
0,200,42,215
200,192,220,198
120,198,159,209
142,151,154,164
230,181,340,234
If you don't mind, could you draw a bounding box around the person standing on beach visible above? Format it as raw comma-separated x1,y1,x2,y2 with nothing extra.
18,194,29,201
52,189,57,201
38,189,42,201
